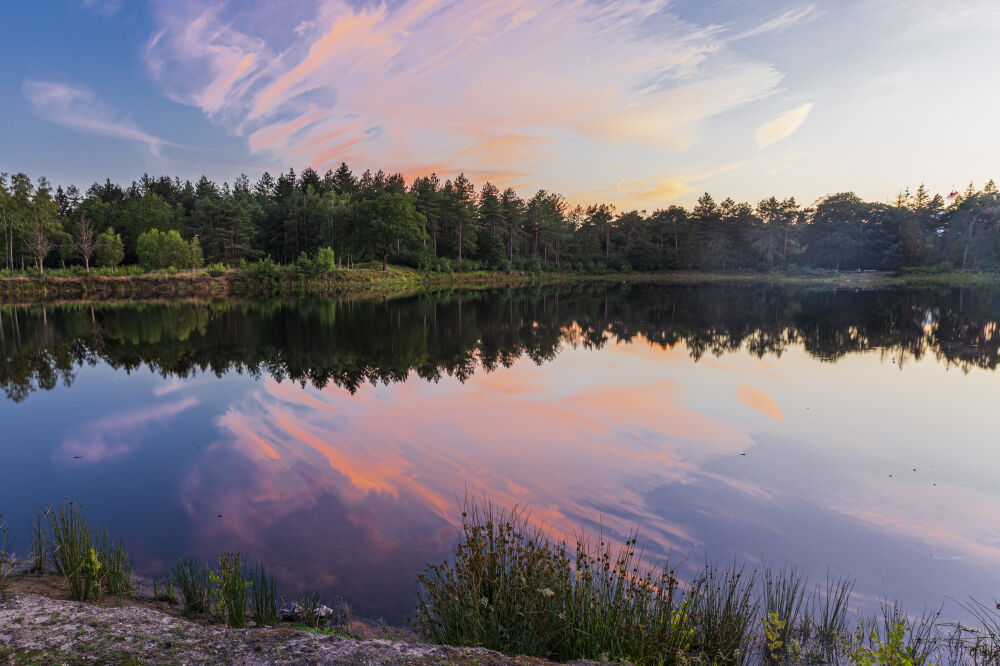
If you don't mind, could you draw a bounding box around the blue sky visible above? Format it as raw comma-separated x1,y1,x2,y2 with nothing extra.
2,0,997,208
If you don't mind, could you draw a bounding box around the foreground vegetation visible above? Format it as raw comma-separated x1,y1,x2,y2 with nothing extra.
2,500,1000,664
4,166,1000,283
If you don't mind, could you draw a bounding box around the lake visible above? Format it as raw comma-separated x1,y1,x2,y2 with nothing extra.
2,282,999,623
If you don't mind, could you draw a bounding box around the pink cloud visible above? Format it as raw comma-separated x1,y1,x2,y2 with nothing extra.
146,0,783,203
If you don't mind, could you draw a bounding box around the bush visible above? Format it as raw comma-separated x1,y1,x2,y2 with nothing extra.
206,262,226,277
314,246,337,273
137,229,202,270
94,227,124,269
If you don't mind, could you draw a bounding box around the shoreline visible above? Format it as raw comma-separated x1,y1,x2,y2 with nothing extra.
0,590,567,665
1,267,998,303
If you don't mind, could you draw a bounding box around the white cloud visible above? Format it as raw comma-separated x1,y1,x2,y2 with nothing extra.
734,6,816,41
23,80,171,157
754,103,813,148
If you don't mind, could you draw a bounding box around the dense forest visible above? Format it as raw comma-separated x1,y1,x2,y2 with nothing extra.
2,165,1000,275
4,282,1000,402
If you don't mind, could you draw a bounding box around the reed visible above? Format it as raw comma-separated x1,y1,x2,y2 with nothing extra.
172,557,211,615
152,576,178,604
95,527,134,603
0,515,18,597
299,589,323,629
248,562,279,627
761,566,807,663
30,511,44,573
47,501,101,600
413,498,734,665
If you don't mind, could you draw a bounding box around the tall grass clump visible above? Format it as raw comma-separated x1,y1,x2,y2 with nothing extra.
173,557,211,615
0,515,19,597
761,566,808,663
212,552,249,628
30,511,44,573
414,498,747,665
688,562,758,662
95,527,133,602
46,500,132,601
248,562,279,627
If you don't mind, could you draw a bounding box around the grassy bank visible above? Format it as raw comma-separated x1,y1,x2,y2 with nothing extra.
3,264,1000,303
3,501,1000,665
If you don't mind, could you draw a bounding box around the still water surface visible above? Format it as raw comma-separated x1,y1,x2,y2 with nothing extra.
2,282,999,621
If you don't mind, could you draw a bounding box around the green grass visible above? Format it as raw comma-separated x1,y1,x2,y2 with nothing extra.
0,514,17,596
173,557,211,615
413,499,878,665
47,501,103,601
413,499,712,664
248,562,279,627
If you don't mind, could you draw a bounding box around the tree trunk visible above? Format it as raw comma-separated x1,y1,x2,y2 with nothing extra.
383,252,388,272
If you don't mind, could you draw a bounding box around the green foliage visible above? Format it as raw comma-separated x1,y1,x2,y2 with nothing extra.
172,557,211,615
94,227,124,269
414,499,708,665
206,262,226,277
211,552,249,628
136,229,199,270
46,500,132,602
314,246,336,273
846,620,933,666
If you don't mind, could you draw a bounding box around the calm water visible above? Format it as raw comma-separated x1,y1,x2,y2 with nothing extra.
2,282,999,622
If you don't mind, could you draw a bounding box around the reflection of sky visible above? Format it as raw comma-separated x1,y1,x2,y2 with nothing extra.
2,336,999,622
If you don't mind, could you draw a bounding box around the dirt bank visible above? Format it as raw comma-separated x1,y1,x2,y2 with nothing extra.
0,592,600,665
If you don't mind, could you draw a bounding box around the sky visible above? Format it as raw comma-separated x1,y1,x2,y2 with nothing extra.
1,0,997,209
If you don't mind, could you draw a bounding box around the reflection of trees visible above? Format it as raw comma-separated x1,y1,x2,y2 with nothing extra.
4,283,1000,402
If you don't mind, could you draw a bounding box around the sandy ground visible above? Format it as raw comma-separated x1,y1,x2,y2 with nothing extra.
0,590,594,665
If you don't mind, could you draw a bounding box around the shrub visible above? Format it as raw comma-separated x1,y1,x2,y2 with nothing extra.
206,262,226,277
314,246,337,274
94,228,124,269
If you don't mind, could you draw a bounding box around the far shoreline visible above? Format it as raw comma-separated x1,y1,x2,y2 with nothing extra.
1,266,998,303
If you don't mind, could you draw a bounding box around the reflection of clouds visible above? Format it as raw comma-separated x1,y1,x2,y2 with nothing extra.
826,475,1000,562
194,351,757,565
736,383,784,421
56,397,198,463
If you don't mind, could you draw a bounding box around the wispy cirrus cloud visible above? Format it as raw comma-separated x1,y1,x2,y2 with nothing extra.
145,0,785,197
754,103,814,148
23,80,172,157
55,396,199,463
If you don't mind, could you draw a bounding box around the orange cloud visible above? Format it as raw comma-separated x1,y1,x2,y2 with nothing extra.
736,383,784,421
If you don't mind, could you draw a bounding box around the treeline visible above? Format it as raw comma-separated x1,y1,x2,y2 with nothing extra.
4,282,1000,402
2,166,1000,275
